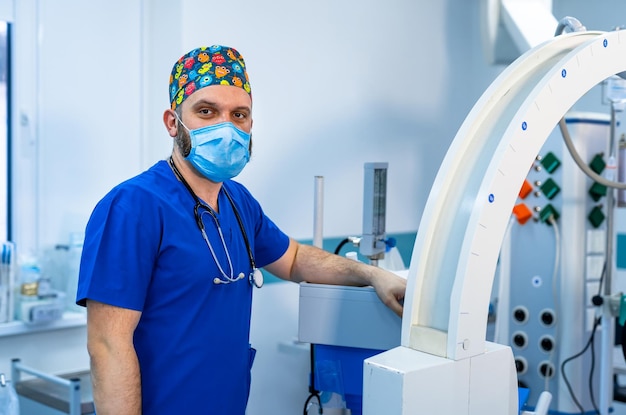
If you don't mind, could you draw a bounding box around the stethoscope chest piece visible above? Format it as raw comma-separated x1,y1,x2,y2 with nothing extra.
250,268,263,288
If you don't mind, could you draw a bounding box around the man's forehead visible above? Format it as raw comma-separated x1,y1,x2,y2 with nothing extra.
183,85,252,109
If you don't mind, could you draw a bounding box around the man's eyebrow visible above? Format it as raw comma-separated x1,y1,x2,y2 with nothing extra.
190,99,219,109
232,105,252,113
190,99,250,113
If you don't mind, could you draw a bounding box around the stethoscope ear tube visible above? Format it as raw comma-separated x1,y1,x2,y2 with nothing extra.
193,203,205,231
222,188,257,269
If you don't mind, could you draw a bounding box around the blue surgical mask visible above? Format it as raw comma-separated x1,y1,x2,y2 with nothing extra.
177,118,251,183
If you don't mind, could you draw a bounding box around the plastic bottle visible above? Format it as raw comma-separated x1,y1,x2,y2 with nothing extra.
345,251,360,262
605,155,617,181
65,232,84,313
316,360,350,414
0,242,15,324
16,264,40,321
378,246,406,272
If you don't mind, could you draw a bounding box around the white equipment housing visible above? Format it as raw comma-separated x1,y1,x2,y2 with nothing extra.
363,29,626,415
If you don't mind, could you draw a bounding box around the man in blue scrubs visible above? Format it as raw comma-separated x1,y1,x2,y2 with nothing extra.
77,45,406,415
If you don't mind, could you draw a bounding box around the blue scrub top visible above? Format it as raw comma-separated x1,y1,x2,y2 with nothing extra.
77,160,290,414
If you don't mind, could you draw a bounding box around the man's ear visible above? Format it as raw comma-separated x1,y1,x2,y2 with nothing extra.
163,109,178,137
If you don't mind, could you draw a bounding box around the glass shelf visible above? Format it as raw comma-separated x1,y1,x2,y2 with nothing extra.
0,312,86,338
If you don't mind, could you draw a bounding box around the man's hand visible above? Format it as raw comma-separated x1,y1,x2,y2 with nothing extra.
369,267,406,317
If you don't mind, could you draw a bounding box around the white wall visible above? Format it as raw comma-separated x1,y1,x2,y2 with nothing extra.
12,0,146,254
248,282,310,415
171,0,495,240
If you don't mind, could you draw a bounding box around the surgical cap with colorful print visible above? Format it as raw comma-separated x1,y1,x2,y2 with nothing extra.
169,45,251,110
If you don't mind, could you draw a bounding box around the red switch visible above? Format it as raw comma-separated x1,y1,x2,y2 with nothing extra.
519,179,533,199
512,203,533,225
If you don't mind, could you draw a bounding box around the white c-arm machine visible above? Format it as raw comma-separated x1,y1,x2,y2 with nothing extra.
362,2,626,414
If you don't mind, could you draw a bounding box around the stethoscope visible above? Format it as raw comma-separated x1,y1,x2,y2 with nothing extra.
168,156,263,288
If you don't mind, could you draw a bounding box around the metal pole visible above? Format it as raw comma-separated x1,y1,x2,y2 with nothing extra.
313,176,324,249
599,102,618,414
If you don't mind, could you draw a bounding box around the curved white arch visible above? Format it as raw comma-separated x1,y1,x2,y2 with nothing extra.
402,29,626,360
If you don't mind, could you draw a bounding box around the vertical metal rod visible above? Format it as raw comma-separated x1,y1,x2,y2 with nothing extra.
605,103,617,297
618,136,626,206
313,176,324,249
10,358,19,386
69,378,81,415
599,103,618,415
